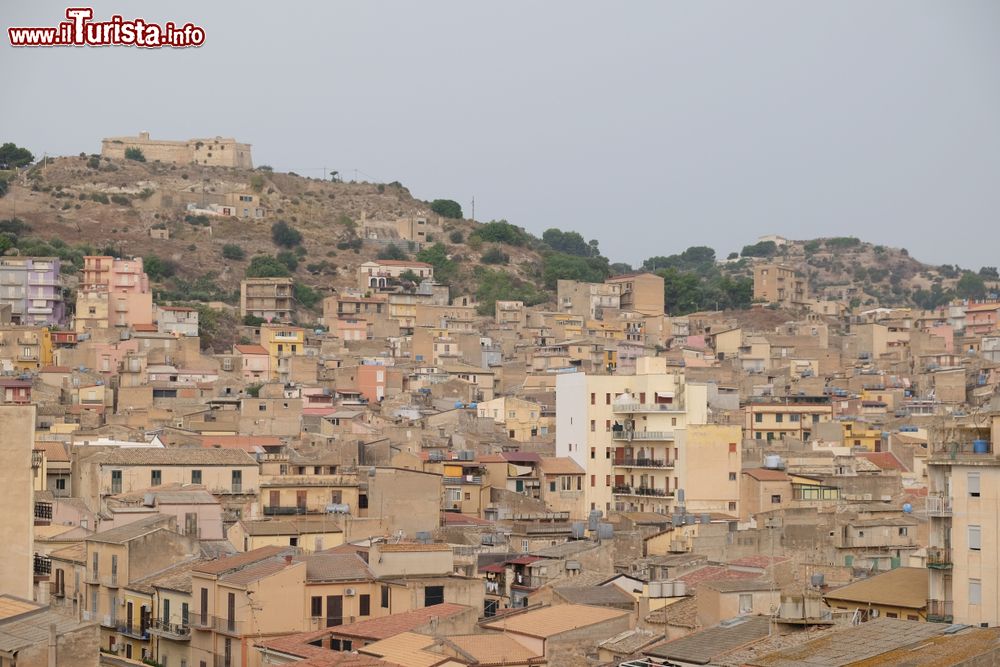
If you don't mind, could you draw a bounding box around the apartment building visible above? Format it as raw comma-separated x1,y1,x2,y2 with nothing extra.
476,396,553,441
496,300,527,329
557,279,621,320
744,395,834,442
240,277,294,322
76,256,153,332
259,324,307,381
358,259,434,289
926,416,1000,626
0,256,64,325
156,305,199,337
0,325,53,371
753,263,808,308
556,357,740,516
606,272,665,316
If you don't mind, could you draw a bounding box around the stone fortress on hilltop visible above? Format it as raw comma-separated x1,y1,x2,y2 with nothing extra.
100,131,253,168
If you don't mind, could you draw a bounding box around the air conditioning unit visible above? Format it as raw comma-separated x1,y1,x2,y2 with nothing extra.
344,588,356,596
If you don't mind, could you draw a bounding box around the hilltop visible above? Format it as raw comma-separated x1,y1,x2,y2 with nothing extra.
0,153,995,322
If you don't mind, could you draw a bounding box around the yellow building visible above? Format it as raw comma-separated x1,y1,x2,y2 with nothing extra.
0,326,54,370
744,396,834,442
476,396,553,441
753,263,809,307
823,567,927,622
259,324,307,381
843,421,884,451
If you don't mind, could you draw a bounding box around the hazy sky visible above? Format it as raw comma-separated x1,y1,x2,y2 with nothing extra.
3,1,1000,269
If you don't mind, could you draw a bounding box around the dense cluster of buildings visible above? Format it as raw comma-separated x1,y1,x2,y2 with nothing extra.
3,247,1000,667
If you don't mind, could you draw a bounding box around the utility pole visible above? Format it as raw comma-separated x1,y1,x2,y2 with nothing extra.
471,196,475,222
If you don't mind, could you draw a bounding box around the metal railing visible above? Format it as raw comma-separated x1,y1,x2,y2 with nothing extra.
116,623,149,640
615,458,673,469
443,475,483,485
926,494,952,516
613,430,675,441
927,547,952,568
926,599,953,622
612,485,671,498
148,618,191,639
263,505,307,516
613,402,684,413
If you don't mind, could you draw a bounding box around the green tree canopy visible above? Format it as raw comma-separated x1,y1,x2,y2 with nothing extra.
416,242,458,283
377,243,408,261
470,220,531,246
542,228,599,257
246,254,291,278
956,272,987,300
0,143,34,168
271,221,303,248
430,199,463,219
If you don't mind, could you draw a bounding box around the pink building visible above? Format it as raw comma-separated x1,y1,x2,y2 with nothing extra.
234,344,270,381
81,256,153,330
965,302,1000,336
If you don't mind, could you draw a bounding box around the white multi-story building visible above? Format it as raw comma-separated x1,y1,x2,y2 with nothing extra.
556,357,741,517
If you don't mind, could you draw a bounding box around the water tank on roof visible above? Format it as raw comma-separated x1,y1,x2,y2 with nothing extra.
142,493,155,507
684,515,695,525
903,503,913,514
673,580,687,596
588,510,603,530
598,523,614,540
677,488,685,503
454,401,464,409
810,573,825,588
764,455,783,470
571,522,586,539
649,581,663,598
415,531,432,543
661,580,675,597
973,439,990,454
468,403,477,409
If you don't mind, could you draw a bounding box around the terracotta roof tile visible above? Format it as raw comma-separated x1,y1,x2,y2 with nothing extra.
192,545,292,575
333,603,471,640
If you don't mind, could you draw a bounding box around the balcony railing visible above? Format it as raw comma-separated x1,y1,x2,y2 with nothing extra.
927,547,952,569
615,458,673,469
148,618,191,640
926,494,952,516
116,623,149,640
443,475,483,485
613,402,684,414
926,599,954,623
33,554,51,577
263,505,307,516
612,430,675,441
612,485,672,498
34,501,52,523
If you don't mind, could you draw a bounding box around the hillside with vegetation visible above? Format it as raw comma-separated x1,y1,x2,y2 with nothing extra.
0,144,995,332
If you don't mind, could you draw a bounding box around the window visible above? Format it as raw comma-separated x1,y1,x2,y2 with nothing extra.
111,470,122,493
970,579,982,605
424,585,444,607
200,588,208,625
590,420,596,432
605,420,611,432
591,475,596,487
729,442,737,453
728,501,737,511
729,472,737,481
191,470,202,485
590,447,596,459
181,603,189,626
898,527,908,537
739,593,753,613
380,585,390,608
885,612,897,618
359,594,370,616
326,595,343,627
812,414,820,423
311,596,322,618
232,470,242,492
789,413,800,422
151,470,162,486
754,413,763,423
771,494,782,504
969,525,982,551
605,393,611,405
590,393,595,405
969,472,981,497
775,413,783,423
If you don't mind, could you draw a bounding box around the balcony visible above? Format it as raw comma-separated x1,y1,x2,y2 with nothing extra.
33,554,51,578
926,494,952,517
613,402,684,414
263,505,307,516
615,458,674,469
443,475,483,485
612,485,672,498
100,615,118,629
926,599,953,623
612,430,674,442
149,618,192,640
116,623,149,640
927,547,952,569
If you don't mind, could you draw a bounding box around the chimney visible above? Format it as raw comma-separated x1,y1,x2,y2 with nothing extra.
284,555,293,565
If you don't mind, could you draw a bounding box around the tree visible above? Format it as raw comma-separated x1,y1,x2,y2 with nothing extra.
143,255,177,281
398,270,421,283
124,147,146,162
377,243,408,261
740,241,777,258
271,221,303,248
276,250,299,272
481,246,509,265
609,262,633,275
474,267,546,315
470,220,530,246
246,255,291,278
956,272,987,300
542,228,597,257
0,143,34,168
294,282,321,309
222,244,246,260
0,178,8,199
542,252,610,289
430,199,463,219
416,243,457,283
979,266,999,280
448,230,464,244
